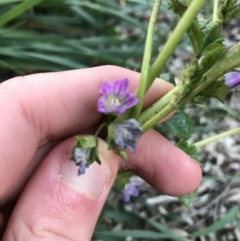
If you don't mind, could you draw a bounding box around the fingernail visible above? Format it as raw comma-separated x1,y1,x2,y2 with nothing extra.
58,140,114,198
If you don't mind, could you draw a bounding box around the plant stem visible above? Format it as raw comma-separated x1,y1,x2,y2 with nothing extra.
94,122,108,137
179,41,240,105
138,41,240,131
138,88,174,125
132,0,162,118
146,0,207,90
140,103,176,131
212,0,218,22
194,127,240,148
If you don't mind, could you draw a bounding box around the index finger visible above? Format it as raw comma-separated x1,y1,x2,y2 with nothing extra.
0,65,173,198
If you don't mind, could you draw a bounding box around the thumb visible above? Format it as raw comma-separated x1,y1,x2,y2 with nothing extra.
3,138,119,241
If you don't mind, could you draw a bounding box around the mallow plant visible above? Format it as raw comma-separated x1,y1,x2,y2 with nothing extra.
69,0,240,205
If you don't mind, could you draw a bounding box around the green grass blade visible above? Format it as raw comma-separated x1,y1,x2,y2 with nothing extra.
0,0,25,5
94,230,183,239
0,0,45,27
189,206,239,238
65,0,146,31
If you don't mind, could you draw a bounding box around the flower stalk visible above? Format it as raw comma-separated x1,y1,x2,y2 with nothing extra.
194,127,240,148
212,0,218,22
146,0,207,91
131,0,162,118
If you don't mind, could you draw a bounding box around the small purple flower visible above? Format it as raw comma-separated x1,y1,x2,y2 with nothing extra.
121,177,144,202
114,119,142,153
70,147,90,176
225,72,240,89
97,78,138,116
77,163,87,176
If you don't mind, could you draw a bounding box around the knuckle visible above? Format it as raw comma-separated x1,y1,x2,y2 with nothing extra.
6,219,73,241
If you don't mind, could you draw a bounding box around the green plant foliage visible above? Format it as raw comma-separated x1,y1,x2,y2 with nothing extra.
217,0,240,24
155,110,193,138
160,73,176,85
199,42,225,71
199,19,223,50
200,78,229,101
177,139,200,206
176,139,199,162
179,189,197,207
186,20,203,57
115,169,132,189
168,0,203,56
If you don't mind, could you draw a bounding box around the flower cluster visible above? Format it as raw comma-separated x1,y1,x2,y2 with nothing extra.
97,78,143,200
98,78,142,152
71,78,143,202
97,78,138,116
121,177,144,202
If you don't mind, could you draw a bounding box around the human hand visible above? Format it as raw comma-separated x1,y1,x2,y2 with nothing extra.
0,66,202,240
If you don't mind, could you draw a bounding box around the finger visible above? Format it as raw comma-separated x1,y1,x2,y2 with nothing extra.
0,65,173,198
121,129,202,196
3,138,119,241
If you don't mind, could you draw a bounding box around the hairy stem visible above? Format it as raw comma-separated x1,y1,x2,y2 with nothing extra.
138,41,240,131
132,0,162,118
179,41,240,105
146,0,207,90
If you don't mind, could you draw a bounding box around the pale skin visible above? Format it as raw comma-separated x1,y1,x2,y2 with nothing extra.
0,65,202,240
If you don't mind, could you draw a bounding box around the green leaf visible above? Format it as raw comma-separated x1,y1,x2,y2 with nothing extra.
115,169,132,189
160,73,176,86
168,0,203,57
177,140,199,206
155,111,193,138
200,78,229,101
190,95,209,104
179,189,197,207
199,43,225,71
189,206,239,238
217,0,239,24
198,19,223,50
74,136,97,149
176,139,199,161
168,0,192,14
225,4,240,22
187,19,203,57
73,135,101,165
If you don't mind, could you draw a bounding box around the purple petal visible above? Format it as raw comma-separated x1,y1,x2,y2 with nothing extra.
99,82,112,96
225,72,240,89
117,106,127,116
130,180,144,187
127,143,136,153
77,165,86,176
121,190,131,202
125,184,139,197
123,93,138,108
97,98,107,113
113,78,129,95
98,78,137,116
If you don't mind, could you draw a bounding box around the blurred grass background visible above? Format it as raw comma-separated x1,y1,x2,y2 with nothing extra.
0,0,174,82
1,0,240,240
